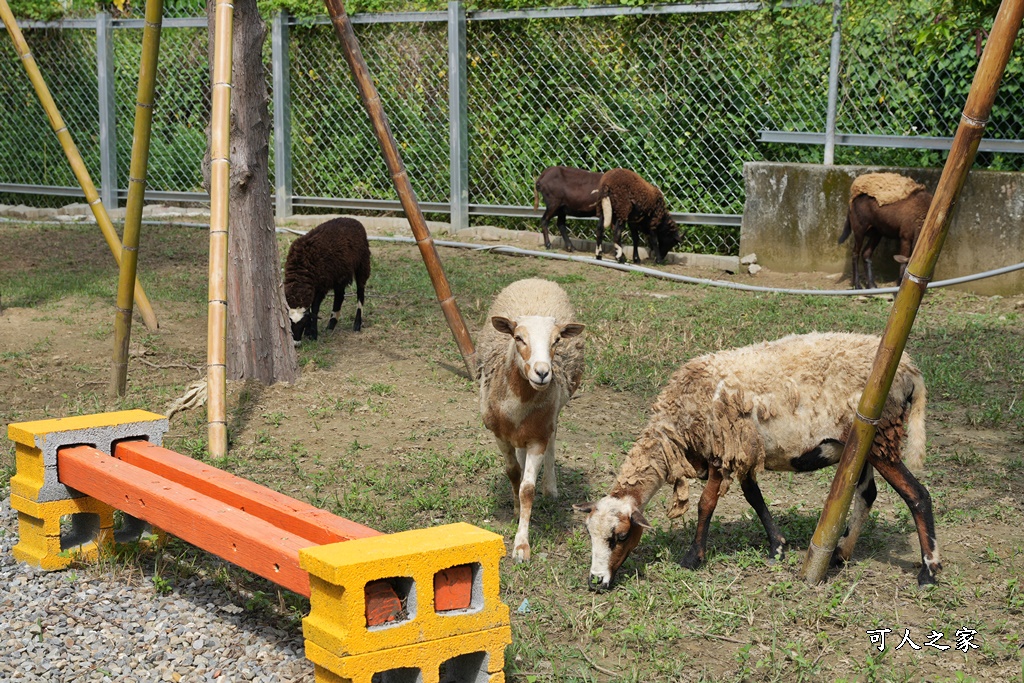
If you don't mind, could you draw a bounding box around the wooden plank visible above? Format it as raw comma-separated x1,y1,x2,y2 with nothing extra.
114,440,380,545
58,445,317,596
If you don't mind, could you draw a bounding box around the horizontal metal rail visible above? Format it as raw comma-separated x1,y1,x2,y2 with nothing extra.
760,130,1024,154
1,183,741,225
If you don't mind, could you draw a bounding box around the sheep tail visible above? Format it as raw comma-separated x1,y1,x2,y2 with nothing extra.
601,196,612,230
902,372,928,473
838,214,851,245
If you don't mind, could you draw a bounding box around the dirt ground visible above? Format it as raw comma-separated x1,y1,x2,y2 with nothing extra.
2,220,1023,681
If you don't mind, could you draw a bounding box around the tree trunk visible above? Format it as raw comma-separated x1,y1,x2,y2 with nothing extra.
204,0,298,384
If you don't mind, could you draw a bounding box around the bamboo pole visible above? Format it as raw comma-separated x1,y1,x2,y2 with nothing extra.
207,0,234,459
323,0,478,377
802,0,1024,585
112,0,163,397
0,0,159,331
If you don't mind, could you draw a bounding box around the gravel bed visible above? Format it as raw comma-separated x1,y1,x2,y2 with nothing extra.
1,494,314,682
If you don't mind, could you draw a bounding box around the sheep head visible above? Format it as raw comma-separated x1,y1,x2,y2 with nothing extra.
491,315,584,390
284,282,314,343
654,216,681,264
573,497,651,591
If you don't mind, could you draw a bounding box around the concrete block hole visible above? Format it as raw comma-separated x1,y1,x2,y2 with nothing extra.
59,513,101,552
440,651,489,683
434,563,482,615
370,668,422,683
365,576,416,629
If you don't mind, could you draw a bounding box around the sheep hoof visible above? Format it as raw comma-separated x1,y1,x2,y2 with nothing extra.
327,319,338,331
679,549,704,570
512,544,531,563
829,548,850,568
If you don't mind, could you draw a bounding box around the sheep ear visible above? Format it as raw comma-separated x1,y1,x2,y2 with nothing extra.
893,255,909,264
572,502,594,514
630,510,653,530
560,323,585,338
491,316,516,336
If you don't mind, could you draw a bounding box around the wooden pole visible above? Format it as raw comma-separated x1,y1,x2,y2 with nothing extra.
323,0,478,377
802,0,1024,585
112,0,163,397
0,0,159,331
207,0,234,459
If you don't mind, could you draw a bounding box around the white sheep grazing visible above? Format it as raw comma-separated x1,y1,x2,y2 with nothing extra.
478,278,585,563
574,332,938,588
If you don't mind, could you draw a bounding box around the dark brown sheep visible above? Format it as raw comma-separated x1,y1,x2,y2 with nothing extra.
533,165,603,251
594,168,681,264
283,217,371,343
838,172,933,289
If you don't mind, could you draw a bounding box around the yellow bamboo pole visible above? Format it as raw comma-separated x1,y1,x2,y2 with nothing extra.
802,0,1024,585
207,0,234,459
112,0,163,397
0,0,159,331
323,0,478,377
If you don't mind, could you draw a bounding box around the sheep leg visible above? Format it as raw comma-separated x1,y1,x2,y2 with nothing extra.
538,205,557,249
512,446,546,563
627,222,639,263
850,232,864,289
739,475,786,560
498,439,521,516
610,220,626,264
307,292,326,340
862,231,883,289
594,204,605,260
353,275,366,332
556,210,574,252
680,465,724,569
540,426,557,499
327,285,345,332
870,456,941,586
831,463,876,567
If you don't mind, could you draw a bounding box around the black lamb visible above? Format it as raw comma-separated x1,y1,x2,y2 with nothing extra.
283,217,371,343
594,168,681,264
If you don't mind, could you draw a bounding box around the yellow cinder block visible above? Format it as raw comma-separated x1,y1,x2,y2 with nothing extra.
7,410,167,447
9,494,115,570
8,410,168,504
10,441,47,501
306,625,511,683
300,523,510,657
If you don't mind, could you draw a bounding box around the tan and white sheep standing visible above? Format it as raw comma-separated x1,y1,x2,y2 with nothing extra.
838,172,934,289
478,278,585,562
575,332,939,588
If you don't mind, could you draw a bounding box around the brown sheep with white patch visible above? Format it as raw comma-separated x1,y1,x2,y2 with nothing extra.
838,172,934,289
478,278,585,562
575,332,939,589
284,217,371,343
594,168,681,264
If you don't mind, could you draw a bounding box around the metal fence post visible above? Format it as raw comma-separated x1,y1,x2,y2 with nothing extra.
96,11,118,209
823,0,842,165
272,10,293,219
447,0,468,233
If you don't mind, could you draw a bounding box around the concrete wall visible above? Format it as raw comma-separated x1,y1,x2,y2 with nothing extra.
739,162,1024,295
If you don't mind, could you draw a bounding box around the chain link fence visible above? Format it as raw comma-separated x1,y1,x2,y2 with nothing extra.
1,2,1021,256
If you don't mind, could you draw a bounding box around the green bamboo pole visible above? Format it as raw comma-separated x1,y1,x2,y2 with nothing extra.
323,0,478,377
207,0,234,459
0,0,159,331
112,0,163,397
803,0,1024,585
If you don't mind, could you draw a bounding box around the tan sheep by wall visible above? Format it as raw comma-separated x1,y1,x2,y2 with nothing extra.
850,172,926,207
576,332,940,588
478,278,585,562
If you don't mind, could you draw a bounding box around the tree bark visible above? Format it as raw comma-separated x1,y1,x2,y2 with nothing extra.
204,0,298,384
